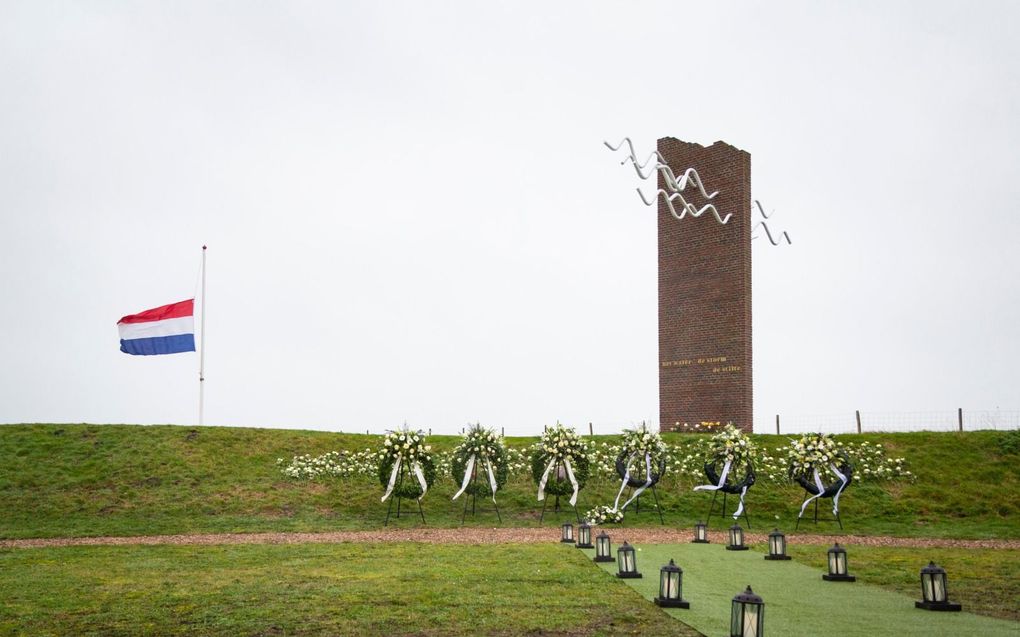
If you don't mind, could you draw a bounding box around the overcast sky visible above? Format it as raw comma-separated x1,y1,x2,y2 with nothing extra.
1,2,1017,435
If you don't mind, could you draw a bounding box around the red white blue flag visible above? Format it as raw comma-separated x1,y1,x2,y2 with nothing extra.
117,299,196,356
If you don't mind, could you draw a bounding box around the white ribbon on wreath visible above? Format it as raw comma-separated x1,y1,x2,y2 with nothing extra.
381,456,429,503
537,457,579,506
614,451,653,511
692,458,749,519
798,463,849,518
452,454,500,504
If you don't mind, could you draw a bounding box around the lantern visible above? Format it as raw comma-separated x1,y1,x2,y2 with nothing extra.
730,585,764,637
594,531,615,563
915,561,962,611
692,520,709,544
654,559,689,608
558,521,575,542
726,524,748,551
764,528,791,561
576,522,593,549
822,543,856,581
616,541,642,579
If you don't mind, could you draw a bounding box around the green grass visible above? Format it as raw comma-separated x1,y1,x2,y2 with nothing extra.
0,542,700,637
582,542,1019,636
1,424,1017,539
784,544,1020,623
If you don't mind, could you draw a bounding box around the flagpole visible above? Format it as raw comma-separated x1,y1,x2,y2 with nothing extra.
199,245,207,426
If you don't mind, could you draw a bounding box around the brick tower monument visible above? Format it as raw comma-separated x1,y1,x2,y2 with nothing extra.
657,138,752,433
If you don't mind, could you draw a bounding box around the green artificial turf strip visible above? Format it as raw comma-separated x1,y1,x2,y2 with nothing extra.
580,542,1018,637
0,542,700,637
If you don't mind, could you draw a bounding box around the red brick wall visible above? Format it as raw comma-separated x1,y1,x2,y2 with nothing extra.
657,138,752,433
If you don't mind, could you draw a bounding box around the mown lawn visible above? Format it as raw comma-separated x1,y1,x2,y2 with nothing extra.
0,542,700,637
1,424,1017,539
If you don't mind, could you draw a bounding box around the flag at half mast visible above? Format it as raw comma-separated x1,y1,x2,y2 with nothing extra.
117,299,196,356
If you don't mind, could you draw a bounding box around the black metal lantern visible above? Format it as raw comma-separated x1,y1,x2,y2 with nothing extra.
730,585,764,637
594,531,615,563
616,541,642,579
692,520,709,544
576,522,593,549
726,524,748,551
560,522,574,543
654,559,690,608
764,528,791,560
916,561,962,611
822,543,856,581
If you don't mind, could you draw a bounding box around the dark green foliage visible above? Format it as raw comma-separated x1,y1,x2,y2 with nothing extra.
530,448,590,496
377,454,436,500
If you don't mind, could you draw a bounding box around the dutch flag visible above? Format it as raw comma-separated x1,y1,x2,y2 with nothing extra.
117,299,196,356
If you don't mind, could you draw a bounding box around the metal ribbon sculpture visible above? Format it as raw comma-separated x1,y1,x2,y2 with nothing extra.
604,137,732,225
751,201,792,245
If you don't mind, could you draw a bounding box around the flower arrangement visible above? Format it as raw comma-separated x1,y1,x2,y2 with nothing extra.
584,504,624,525
615,424,668,487
377,429,436,499
787,432,847,482
706,424,756,468
530,423,591,497
450,424,509,496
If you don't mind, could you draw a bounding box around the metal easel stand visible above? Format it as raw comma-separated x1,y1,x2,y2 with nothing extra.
621,486,665,525
705,490,751,529
461,468,502,524
383,462,426,526
795,498,843,531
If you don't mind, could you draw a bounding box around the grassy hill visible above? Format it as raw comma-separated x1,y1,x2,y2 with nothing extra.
1,424,1017,539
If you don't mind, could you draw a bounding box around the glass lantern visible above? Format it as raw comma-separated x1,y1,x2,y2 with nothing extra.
654,559,689,608
730,585,764,637
692,520,709,544
576,521,593,549
915,561,962,611
616,541,642,579
560,522,574,544
594,531,615,563
726,524,748,551
822,543,856,581
764,528,791,561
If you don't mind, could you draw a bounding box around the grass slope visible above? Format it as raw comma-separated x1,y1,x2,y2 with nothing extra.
583,542,1019,635
0,543,700,637
1,424,1018,539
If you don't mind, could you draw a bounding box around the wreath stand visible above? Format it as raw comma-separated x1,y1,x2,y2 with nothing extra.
538,461,581,523
702,462,755,529
460,465,502,524
615,453,667,525
795,497,843,531
619,486,665,525
383,462,426,526
793,463,853,531
704,490,751,529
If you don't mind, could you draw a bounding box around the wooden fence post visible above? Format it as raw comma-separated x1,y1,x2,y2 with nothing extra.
589,422,593,436
501,426,505,437
958,408,963,432
775,414,780,435
855,410,862,434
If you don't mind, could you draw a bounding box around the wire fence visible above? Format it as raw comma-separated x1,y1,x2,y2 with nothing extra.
763,409,1020,435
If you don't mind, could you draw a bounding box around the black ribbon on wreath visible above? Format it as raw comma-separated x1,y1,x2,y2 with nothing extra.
792,452,853,530
696,461,756,527
612,450,667,523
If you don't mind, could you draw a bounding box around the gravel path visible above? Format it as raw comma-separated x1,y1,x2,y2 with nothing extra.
3,528,1018,550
